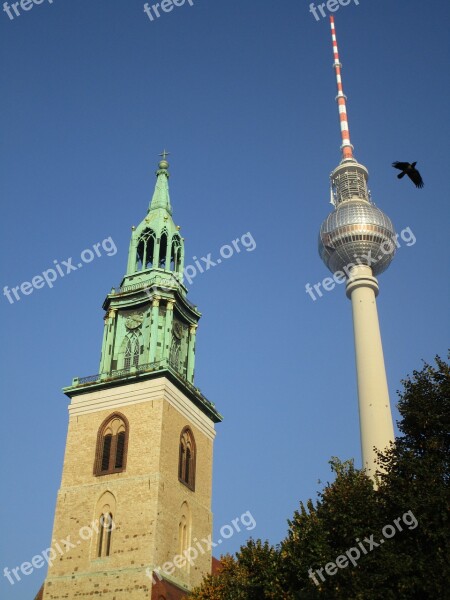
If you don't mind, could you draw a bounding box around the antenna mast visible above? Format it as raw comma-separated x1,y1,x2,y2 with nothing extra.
330,16,354,160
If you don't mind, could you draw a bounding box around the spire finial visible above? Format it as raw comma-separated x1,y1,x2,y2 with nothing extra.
158,149,170,169
330,17,354,160
148,149,172,214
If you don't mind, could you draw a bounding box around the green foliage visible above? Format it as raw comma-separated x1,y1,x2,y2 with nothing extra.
188,539,287,600
189,354,450,599
375,354,450,598
281,458,385,599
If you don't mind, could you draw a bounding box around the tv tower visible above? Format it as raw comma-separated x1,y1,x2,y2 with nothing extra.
318,16,396,479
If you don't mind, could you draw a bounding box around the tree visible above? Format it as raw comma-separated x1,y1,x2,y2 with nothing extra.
375,354,450,598
188,539,287,600
189,354,450,599
281,458,386,599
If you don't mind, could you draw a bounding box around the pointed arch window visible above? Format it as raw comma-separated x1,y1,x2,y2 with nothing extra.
124,333,140,370
97,512,114,558
170,235,182,273
178,427,196,490
94,413,129,476
178,502,191,571
101,434,113,471
115,431,126,469
159,229,168,269
136,228,156,270
179,514,188,556
93,492,116,560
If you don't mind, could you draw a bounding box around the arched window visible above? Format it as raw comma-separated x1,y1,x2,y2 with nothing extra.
124,333,140,370
158,229,168,269
178,502,190,571
101,434,112,471
136,229,156,270
115,431,126,469
97,512,114,558
178,428,196,490
179,514,188,555
94,492,116,559
94,413,129,476
170,235,182,273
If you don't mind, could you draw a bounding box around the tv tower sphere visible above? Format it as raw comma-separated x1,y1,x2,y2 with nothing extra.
318,159,397,276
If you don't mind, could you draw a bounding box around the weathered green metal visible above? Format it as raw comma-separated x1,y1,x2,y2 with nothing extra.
125,158,182,279
95,157,202,389
64,156,214,408
65,155,223,423
63,360,223,424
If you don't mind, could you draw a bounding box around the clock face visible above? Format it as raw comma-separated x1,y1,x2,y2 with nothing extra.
125,313,144,330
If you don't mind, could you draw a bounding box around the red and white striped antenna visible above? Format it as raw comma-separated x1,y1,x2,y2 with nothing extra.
330,16,354,160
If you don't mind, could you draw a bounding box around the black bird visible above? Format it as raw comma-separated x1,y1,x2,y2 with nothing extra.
392,161,424,188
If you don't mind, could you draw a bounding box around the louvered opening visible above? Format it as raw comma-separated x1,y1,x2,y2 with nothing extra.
179,444,184,479
101,435,112,471
115,432,126,469
95,414,129,477
178,428,196,490
185,447,191,485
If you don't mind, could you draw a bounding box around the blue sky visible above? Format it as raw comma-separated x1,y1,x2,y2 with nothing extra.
1,0,449,597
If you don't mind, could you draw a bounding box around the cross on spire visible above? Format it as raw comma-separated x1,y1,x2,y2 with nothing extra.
159,149,170,160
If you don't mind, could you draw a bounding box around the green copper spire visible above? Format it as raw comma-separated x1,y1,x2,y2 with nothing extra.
148,150,173,214
65,153,221,424
125,153,184,279
95,154,203,388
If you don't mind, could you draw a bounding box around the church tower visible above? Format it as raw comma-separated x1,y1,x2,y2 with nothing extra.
42,155,222,599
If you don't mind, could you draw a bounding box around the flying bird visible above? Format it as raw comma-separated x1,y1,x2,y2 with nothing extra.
392,161,424,188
